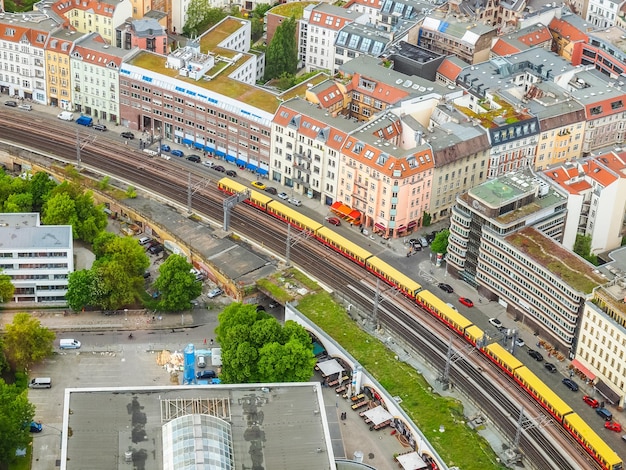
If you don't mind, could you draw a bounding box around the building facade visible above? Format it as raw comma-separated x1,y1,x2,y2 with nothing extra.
0,213,73,303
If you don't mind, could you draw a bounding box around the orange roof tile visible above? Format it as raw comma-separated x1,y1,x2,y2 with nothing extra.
54,0,117,18
349,73,408,104
491,38,522,56
583,159,618,186
549,17,589,42
314,82,344,109
309,11,354,31
344,0,382,8
437,57,463,82
518,26,552,45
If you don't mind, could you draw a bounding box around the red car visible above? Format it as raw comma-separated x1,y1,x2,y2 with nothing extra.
325,216,341,226
459,297,474,307
605,421,622,432
582,395,599,408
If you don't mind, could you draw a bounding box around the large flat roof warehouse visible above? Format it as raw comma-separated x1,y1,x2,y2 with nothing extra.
61,384,335,470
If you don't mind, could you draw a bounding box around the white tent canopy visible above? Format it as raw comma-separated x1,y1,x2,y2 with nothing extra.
364,406,393,426
317,359,344,377
396,452,429,470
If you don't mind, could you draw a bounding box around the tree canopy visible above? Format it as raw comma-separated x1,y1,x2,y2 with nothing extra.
0,380,35,466
2,313,55,371
264,16,298,81
216,303,316,383
153,254,202,311
182,3,228,36
0,273,15,304
574,234,598,265
430,229,449,254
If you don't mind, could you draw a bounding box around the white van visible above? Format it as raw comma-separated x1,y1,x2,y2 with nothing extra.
59,339,81,349
28,377,52,389
138,236,151,245
57,111,74,121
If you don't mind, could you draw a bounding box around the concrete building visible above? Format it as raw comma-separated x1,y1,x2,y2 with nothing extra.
447,169,604,353
0,12,58,103
543,152,626,254
490,23,553,57
300,3,367,74
586,0,624,28
44,29,74,110
115,18,168,54
387,41,445,83
549,13,592,63
572,26,626,79
418,13,498,64
333,22,395,71
71,32,128,123
0,213,73,303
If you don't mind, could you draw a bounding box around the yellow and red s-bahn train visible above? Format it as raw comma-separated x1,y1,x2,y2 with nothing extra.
217,177,621,470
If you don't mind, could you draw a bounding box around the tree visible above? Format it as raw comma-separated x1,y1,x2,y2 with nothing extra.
3,313,55,371
422,211,432,227
66,269,97,311
216,303,315,383
93,261,142,310
93,235,150,277
3,192,33,213
264,16,298,81
0,273,14,303
250,4,271,43
574,234,598,265
0,380,35,467
430,229,449,255
154,254,202,311
182,3,227,36
28,171,56,210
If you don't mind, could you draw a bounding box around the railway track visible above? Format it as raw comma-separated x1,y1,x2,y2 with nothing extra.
0,113,603,470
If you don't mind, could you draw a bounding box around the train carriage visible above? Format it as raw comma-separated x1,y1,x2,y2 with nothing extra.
464,325,485,347
365,256,422,298
514,367,573,421
563,413,623,470
416,290,473,334
482,343,524,376
217,177,273,210
266,200,323,233
316,226,373,267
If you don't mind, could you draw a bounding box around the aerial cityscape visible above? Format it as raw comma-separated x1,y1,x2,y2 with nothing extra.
2,0,626,467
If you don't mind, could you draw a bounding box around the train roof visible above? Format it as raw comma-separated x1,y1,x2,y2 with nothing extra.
366,257,422,293
219,177,274,206
418,290,473,329
515,366,573,417
316,226,373,261
564,413,622,467
267,200,323,232
483,343,524,371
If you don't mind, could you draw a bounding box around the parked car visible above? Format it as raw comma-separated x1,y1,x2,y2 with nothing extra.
186,154,201,163
438,283,454,294
562,378,579,391
251,181,266,190
197,370,216,380
265,187,277,195
207,287,223,299
213,165,225,172
544,363,557,373
488,318,502,329
459,297,474,307
268,301,279,308
446,303,458,311
583,395,600,408
171,149,184,158
18,104,32,111
277,192,289,200
202,160,214,168
426,231,438,244
160,144,171,152
514,338,525,347
29,421,43,433
4,100,17,107
197,355,206,368
288,197,302,206
121,131,135,139
149,244,164,255
419,237,429,248
528,349,544,362
605,421,622,432
325,216,341,226
93,124,107,131
226,170,237,177
597,407,613,421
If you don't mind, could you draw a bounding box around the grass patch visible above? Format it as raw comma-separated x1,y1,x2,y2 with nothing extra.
298,291,506,470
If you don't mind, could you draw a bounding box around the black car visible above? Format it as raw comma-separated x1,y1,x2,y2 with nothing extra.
149,244,164,254
214,165,225,172
4,101,17,107
544,363,557,373
426,232,437,244
226,170,237,177
196,370,216,380
527,349,544,361
186,155,201,163
265,187,278,195
438,283,454,294
121,131,135,139
562,378,579,391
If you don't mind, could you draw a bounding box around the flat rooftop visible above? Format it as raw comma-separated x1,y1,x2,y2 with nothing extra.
0,212,72,250
62,384,334,470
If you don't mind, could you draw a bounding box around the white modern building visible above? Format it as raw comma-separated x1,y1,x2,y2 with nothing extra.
586,0,623,28
0,213,73,303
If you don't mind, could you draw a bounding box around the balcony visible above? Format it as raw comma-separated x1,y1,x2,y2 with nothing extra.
352,192,367,203
295,151,311,162
354,180,368,189
294,163,310,173
293,177,310,187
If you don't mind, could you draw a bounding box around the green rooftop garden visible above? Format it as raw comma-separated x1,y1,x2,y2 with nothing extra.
506,228,604,294
200,18,244,52
269,1,317,18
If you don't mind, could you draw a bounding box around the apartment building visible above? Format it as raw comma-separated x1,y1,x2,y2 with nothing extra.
435,56,466,87
549,13,591,62
271,97,361,204
501,81,586,169
343,0,383,24
301,3,367,74
418,14,497,64
71,33,128,123
448,169,603,353
45,29,75,110
51,0,132,45
333,23,395,71
0,13,57,103
587,0,624,28
115,18,167,54
556,69,626,154
490,23,553,57
119,18,282,173
0,213,73,304
572,27,626,79
544,152,626,254
577,268,626,408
